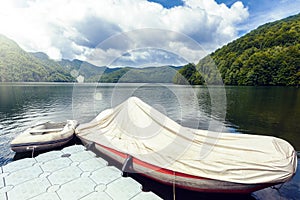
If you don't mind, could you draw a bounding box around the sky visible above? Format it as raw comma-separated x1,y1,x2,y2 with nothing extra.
0,0,299,67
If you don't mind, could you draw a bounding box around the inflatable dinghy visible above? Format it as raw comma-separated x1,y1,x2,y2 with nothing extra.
11,120,78,152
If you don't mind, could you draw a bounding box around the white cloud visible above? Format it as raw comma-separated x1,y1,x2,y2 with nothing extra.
83,28,210,66
0,0,250,65
46,47,62,61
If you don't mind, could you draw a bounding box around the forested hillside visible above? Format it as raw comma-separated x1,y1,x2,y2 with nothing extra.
174,13,300,86
102,66,180,83
58,59,106,82
0,35,74,82
173,63,204,85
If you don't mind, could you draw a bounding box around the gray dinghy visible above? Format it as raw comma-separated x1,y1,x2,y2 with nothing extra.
11,120,78,152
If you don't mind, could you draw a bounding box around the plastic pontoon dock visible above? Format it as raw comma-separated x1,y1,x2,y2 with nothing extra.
0,145,161,200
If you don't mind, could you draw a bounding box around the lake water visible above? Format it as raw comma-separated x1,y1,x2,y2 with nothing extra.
0,82,299,199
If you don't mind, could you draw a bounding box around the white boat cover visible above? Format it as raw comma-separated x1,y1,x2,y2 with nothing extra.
76,97,297,184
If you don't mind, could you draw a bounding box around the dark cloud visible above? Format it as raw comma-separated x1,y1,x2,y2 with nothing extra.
98,32,133,51
74,16,122,48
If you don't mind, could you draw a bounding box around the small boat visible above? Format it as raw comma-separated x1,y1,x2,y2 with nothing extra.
11,120,78,153
75,97,297,193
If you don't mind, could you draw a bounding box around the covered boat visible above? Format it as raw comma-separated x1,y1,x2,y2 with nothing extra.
11,120,78,152
75,97,297,193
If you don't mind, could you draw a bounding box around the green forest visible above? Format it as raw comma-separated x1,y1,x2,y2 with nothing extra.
174,13,300,86
99,66,180,83
0,36,74,82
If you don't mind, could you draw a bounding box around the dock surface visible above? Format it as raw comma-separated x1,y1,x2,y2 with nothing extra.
0,145,161,200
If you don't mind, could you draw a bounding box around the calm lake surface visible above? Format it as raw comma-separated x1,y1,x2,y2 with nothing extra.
0,82,299,199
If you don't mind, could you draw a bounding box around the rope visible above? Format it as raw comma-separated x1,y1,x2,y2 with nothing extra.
173,171,176,200
271,183,284,200
31,147,35,158
26,146,36,158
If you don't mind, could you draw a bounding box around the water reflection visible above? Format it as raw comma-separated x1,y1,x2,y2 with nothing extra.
225,86,300,150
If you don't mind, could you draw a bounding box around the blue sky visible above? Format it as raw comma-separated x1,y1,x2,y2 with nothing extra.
0,0,299,67
148,0,184,8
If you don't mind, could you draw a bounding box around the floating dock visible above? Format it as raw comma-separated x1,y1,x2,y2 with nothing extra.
0,145,161,200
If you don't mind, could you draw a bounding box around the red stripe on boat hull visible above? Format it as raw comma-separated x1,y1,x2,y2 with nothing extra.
80,138,276,194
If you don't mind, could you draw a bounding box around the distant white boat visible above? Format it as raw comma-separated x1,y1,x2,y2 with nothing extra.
11,120,78,152
76,97,297,193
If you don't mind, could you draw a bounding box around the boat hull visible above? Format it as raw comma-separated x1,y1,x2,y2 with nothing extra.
11,135,74,153
80,138,274,194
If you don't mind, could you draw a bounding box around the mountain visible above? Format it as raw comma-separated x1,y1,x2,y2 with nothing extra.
0,34,46,82
174,13,300,86
29,52,75,82
99,66,181,83
59,59,181,83
58,59,107,82
0,35,74,82
0,34,182,83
